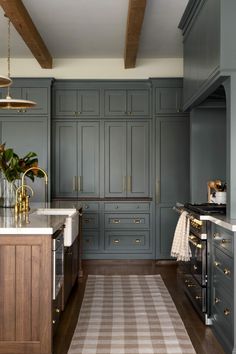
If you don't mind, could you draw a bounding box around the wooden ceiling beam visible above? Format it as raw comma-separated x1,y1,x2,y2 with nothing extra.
0,0,53,69
124,0,147,69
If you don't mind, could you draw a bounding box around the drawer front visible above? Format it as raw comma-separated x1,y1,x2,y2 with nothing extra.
183,274,206,313
212,286,233,350
105,213,150,229
213,226,233,256
213,247,233,291
83,231,99,251
104,202,150,212
81,202,99,212
82,213,99,229
105,231,150,252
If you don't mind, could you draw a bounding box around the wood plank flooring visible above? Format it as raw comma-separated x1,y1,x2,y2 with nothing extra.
53,260,226,354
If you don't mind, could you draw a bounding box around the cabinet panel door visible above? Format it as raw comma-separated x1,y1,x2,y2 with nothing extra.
104,90,127,116
0,117,48,203
22,87,48,115
159,118,189,204
128,90,149,117
55,90,77,116
127,121,150,197
78,90,100,116
157,207,179,259
155,87,182,114
104,121,127,197
77,122,100,197
54,121,77,197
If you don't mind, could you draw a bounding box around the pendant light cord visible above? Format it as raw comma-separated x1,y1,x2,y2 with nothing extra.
7,18,11,97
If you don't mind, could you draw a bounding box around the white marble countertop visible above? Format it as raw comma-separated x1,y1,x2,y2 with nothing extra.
0,204,69,235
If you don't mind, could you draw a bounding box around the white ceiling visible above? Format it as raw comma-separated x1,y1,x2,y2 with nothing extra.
0,0,188,59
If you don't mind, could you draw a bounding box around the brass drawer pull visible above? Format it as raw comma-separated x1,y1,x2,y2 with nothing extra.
215,297,220,304
223,268,231,276
135,239,141,244
133,218,141,224
224,308,230,316
187,284,196,288
112,219,120,224
113,239,120,244
221,239,229,244
195,295,201,300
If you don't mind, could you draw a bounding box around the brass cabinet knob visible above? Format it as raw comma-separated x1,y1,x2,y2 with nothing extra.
214,261,220,267
223,268,231,276
213,232,220,239
133,218,141,224
193,265,198,270
52,320,56,324
187,284,196,288
55,308,60,313
113,239,120,244
195,295,201,300
224,308,230,316
221,239,229,244
135,239,141,244
215,297,220,304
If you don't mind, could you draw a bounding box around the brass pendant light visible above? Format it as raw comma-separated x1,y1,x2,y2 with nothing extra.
0,18,36,110
0,75,12,88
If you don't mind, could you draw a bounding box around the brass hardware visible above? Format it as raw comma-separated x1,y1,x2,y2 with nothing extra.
213,232,219,239
15,184,34,214
214,261,220,267
128,111,132,115
73,176,77,191
78,176,81,192
184,279,190,284
188,236,202,249
133,218,141,224
221,239,229,244
127,176,132,193
187,284,196,288
84,204,89,209
195,295,201,300
156,179,160,203
55,308,60,313
193,265,198,270
77,111,81,115
135,239,141,244
112,219,120,224
74,111,77,116
223,268,231,275
113,239,120,244
215,297,220,304
224,308,230,316
52,320,56,324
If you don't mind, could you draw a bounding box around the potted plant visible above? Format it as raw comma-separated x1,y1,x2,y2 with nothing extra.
0,143,44,207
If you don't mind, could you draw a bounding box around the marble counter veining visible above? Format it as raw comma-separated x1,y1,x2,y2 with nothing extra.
0,207,66,235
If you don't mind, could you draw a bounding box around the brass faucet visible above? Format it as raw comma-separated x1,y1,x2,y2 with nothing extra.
15,166,48,213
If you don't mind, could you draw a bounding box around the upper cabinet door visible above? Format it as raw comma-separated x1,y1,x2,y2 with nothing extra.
55,89,100,117
127,90,150,117
77,122,100,197
77,90,100,117
155,87,183,114
104,121,127,197
126,121,150,197
104,90,127,116
53,121,78,198
55,90,77,117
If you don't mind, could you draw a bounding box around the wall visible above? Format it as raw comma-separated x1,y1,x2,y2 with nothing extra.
190,106,226,203
0,58,183,79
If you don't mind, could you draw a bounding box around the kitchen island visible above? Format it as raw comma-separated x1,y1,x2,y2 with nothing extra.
0,208,76,354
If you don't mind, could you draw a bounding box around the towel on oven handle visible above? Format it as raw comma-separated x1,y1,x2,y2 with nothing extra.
171,211,191,261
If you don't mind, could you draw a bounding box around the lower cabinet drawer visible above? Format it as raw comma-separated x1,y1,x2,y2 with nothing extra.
83,231,99,251
213,226,233,257
212,286,233,352
105,231,150,252
213,247,233,291
104,202,150,212
82,213,99,229
105,213,150,229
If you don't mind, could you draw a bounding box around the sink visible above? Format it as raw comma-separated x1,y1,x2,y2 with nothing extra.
32,208,79,246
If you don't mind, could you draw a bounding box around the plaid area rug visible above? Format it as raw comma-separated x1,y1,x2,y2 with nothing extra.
68,275,196,354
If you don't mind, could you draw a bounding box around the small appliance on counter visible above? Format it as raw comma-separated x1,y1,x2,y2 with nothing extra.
207,179,226,204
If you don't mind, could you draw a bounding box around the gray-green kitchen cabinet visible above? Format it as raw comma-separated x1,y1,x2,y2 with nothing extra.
155,87,183,114
53,121,100,198
104,120,150,197
54,89,100,117
104,89,150,117
155,117,190,259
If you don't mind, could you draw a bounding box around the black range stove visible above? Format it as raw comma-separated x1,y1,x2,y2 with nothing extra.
184,202,226,215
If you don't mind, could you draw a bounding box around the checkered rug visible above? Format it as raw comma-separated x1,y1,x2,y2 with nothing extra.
68,275,196,354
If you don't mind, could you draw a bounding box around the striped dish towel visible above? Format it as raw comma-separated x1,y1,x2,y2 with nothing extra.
171,211,191,261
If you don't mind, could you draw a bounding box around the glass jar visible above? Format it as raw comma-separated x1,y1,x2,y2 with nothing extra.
0,179,20,208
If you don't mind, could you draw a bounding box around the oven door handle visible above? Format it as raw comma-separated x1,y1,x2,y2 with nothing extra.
188,235,202,249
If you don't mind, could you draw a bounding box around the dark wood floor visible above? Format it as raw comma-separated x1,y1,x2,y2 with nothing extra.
53,260,226,354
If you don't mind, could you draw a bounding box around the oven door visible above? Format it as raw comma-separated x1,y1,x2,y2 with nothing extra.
189,234,207,286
